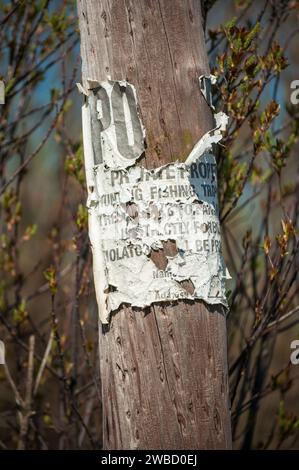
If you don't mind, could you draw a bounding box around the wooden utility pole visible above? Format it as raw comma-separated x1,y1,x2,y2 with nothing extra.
77,0,232,449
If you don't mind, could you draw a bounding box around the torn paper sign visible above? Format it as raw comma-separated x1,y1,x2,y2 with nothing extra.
81,79,229,323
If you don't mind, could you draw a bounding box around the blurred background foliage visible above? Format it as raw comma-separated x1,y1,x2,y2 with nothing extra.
0,0,299,449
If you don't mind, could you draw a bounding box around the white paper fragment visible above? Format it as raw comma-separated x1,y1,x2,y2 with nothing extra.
81,78,230,323
76,82,89,96
82,102,108,322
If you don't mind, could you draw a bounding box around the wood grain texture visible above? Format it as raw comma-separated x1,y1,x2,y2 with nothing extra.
77,0,232,449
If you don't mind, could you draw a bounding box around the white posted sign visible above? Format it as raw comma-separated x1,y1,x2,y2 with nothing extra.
80,79,229,323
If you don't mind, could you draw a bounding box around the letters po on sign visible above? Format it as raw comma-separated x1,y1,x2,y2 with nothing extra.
290,80,299,105
88,81,145,168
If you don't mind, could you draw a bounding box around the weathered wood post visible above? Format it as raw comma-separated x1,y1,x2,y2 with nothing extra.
77,0,232,449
